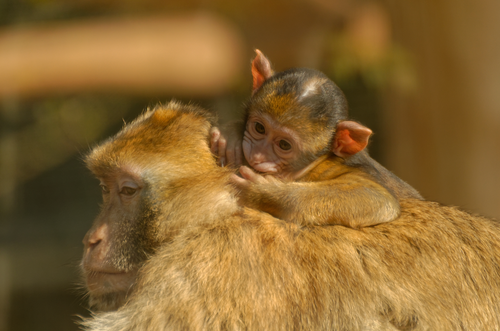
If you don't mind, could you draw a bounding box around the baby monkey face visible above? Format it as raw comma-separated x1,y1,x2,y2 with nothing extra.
242,113,303,176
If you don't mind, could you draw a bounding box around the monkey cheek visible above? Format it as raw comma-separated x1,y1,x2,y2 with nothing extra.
242,139,252,165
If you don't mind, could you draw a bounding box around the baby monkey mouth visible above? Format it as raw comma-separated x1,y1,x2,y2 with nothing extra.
249,161,281,174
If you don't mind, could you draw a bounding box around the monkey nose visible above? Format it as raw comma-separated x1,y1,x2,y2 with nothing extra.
83,223,108,249
250,144,272,163
250,152,267,164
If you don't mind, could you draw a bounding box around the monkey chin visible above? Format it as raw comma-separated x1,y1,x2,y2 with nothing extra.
84,270,138,312
88,290,129,312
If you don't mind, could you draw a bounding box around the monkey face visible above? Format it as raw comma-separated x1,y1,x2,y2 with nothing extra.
81,169,158,312
242,113,306,176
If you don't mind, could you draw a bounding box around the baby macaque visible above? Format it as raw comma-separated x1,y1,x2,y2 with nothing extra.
211,50,421,229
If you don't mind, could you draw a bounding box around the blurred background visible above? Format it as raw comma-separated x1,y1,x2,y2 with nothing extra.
0,0,499,330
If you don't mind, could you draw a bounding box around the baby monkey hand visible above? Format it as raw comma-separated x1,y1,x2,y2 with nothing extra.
231,166,283,212
210,121,244,167
231,166,279,187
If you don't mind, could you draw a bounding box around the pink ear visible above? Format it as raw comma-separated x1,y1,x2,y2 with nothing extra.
331,121,372,157
251,49,274,94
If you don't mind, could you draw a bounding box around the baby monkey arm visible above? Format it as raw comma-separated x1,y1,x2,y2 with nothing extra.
233,166,400,229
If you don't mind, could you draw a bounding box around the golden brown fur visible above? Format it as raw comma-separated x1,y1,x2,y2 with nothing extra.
81,102,500,331
241,154,402,228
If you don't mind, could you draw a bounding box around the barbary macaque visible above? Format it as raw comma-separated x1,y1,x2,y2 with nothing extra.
211,50,421,229
80,101,500,331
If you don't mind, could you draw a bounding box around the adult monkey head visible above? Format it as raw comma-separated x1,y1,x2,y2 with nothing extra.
243,49,369,177
80,102,224,311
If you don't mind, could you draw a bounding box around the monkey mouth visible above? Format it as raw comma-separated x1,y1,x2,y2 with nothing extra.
84,268,137,295
88,270,127,276
251,161,279,174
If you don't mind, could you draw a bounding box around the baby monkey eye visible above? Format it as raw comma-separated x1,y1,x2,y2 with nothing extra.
120,187,137,196
279,140,292,151
255,122,265,134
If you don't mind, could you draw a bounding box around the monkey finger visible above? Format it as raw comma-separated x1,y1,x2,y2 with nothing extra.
209,127,221,154
218,136,227,167
226,144,235,165
239,166,255,180
234,143,242,166
230,173,250,189
239,166,266,184
228,139,243,165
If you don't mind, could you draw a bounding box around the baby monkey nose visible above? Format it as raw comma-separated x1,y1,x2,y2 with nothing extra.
250,151,268,164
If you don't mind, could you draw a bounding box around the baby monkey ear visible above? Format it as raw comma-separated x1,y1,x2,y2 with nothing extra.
251,49,274,95
331,121,372,158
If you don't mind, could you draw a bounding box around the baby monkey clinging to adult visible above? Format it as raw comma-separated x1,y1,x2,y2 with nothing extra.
212,50,421,229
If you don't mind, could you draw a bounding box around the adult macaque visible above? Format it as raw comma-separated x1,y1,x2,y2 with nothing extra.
81,101,500,330
211,50,421,229
81,103,220,312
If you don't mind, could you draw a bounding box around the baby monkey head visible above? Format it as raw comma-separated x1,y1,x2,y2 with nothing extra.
243,50,352,176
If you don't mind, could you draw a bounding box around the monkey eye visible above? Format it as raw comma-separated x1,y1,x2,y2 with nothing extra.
279,140,292,151
255,122,265,134
120,186,137,196
100,184,109,194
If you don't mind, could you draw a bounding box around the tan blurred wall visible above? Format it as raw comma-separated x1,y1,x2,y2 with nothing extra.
382,0,500,219
0,14,245,98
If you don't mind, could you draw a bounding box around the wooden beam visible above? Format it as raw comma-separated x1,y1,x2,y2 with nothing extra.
0,13,245,98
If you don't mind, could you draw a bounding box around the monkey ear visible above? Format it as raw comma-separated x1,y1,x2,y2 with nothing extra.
251,49,274,95
331,121,372,157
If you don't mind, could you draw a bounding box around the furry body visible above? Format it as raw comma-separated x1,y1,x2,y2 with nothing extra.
82,102,500,331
